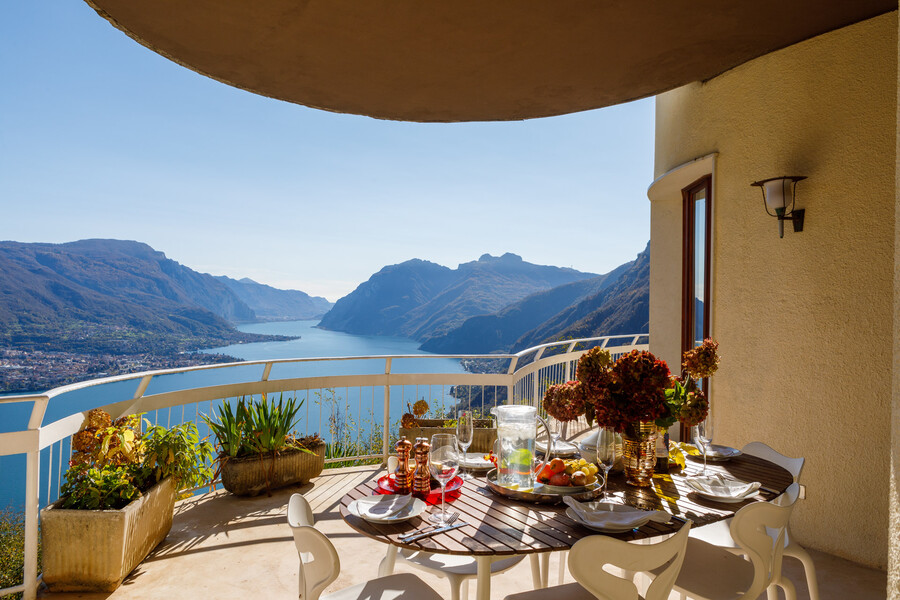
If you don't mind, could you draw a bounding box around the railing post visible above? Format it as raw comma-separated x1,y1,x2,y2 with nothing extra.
383,358,392,463
23,448,39,600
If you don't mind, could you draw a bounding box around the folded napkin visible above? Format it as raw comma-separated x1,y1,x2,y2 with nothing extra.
355,494,413,521
563,497,670,528
685,474,760,498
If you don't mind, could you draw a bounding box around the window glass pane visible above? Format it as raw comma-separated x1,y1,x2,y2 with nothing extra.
693,193,706,346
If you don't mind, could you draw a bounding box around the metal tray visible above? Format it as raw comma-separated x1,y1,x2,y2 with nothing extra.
484,469,605,504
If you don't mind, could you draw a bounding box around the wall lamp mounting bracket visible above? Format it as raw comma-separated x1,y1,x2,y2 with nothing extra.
750,175,807,238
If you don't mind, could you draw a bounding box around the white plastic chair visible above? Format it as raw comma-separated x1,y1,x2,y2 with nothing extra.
664,482,801,600
381,457,529,600
502,520,692,600
689,443,818,600
287,493,443,600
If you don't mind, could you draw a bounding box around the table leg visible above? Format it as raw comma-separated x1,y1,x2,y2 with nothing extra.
529,554,542,589
476,555,492,600
378,545,398,578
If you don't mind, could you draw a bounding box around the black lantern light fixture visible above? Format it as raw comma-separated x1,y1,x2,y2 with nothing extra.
750,175,807,238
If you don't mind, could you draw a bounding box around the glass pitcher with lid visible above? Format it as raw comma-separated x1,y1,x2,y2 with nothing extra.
490,404,551,490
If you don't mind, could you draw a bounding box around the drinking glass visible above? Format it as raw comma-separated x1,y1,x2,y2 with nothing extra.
456,410,475,480
429,434,460,525
595,428,617,499
694,416,715,475
548,417,562,456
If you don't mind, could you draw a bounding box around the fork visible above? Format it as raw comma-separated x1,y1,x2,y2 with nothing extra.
399,511,459,541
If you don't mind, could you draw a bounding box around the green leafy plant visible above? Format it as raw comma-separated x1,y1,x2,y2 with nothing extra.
142,422,215,493
60,409,215,510
203,393,313,459
0,506,41,600
59,463,143,510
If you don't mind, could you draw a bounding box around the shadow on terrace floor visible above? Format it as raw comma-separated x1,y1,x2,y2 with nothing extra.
38,465,886,600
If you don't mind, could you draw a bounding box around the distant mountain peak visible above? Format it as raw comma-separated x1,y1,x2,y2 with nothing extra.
476,252,523,263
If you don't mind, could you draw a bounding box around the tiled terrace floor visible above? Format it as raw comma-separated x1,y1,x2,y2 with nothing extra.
40,465,886,600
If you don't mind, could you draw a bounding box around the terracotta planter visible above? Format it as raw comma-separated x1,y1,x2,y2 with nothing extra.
220,442,326,496
40,477,176,592
400,418,497,453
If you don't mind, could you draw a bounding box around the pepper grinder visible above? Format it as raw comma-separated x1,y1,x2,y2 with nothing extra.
412,437,432,497
394,436,413,494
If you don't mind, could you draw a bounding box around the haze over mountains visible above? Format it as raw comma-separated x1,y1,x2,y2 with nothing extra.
0,239,331,354
318,245,650,354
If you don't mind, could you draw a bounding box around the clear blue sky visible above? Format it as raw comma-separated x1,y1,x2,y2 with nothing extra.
0,2,655,302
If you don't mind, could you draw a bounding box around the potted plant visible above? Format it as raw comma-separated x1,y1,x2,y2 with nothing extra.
204,394,326,496
41,409,214,592
398,400,496,452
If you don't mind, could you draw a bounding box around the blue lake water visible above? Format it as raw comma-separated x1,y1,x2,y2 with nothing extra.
0,321,467,508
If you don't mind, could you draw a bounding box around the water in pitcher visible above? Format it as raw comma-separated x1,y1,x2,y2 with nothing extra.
497,421,536,490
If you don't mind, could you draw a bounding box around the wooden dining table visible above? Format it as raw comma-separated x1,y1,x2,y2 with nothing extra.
339,454,793,600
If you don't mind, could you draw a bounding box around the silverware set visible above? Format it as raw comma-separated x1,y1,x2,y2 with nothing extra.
398,511,462,542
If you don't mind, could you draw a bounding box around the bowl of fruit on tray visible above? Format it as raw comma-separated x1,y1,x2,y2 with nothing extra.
535,458,600,494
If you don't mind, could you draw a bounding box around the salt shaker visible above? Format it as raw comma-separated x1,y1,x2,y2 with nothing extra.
394,436,413,494
412,437,432,497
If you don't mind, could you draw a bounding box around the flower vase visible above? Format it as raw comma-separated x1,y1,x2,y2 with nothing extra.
622,421,657,487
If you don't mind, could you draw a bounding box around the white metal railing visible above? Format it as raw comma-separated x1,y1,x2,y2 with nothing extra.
0,334,646,599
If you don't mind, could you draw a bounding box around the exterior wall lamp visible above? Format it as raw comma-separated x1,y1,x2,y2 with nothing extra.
750,175,806,238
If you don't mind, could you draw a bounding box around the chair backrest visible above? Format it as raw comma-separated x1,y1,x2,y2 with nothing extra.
287,493,340,600
730,482,800,599
568,521,692,600
741,442,804,482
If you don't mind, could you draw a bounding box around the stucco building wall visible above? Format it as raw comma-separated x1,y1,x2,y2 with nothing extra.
651,13,896,568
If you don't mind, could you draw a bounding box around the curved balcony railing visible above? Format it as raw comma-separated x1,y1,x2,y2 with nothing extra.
0,333,647,599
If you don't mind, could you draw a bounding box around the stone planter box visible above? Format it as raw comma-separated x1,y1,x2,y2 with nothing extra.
400,418,497,453
220,442,326,496
40,476,176,592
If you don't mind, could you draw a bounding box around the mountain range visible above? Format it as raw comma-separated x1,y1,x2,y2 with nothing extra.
318,244,649,355
0,239,331,354
318,253,598,343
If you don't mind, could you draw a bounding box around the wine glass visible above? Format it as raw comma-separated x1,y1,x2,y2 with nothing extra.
595,428,617,499
548,417,562,457
694,416,715,475
429,434,460,525
456,410,475,480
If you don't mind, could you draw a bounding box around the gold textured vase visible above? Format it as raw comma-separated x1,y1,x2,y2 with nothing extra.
622,421,658,487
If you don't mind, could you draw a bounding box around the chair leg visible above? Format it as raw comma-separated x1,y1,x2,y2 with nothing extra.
788,545,820,600
461,578,469,600
779,577,797,600
558,550,567,585
448,575,462,600
766,584,779,600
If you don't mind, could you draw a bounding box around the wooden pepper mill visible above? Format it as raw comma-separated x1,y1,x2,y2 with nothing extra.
394,436,414,494
412,437,432,497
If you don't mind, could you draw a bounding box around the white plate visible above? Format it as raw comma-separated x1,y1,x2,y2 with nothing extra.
347,496,426,523
684,476,760,503
564,505,651,533
687,444,742,462
460,452,494,470
536,440,579,457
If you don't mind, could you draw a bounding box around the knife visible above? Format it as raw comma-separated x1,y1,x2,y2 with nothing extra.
399,522,466,543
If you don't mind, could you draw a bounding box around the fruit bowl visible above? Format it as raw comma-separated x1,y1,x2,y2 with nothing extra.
484,469,603,504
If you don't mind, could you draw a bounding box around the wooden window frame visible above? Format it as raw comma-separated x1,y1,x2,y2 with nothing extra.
680,175,712,438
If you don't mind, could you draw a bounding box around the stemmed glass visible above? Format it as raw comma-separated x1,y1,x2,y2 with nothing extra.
429,434,460,525
694,415,715,475
456,410,475,480
595,428,617,499
548,417,562,457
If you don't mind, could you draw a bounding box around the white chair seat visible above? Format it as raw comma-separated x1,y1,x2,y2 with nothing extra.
504,581,597,600
399,549,525,576
323,573,444,600
653,537,754,600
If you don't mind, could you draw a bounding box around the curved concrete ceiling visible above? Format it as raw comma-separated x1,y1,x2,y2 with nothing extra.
84,1,895,122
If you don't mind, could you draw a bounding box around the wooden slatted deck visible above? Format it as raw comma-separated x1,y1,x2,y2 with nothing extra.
38,464,885,599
